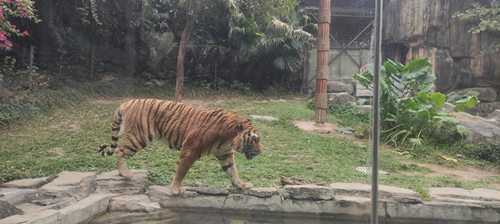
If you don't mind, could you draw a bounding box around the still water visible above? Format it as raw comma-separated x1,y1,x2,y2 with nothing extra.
88,209,476,224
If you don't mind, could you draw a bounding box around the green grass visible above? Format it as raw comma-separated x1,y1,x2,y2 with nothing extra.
0,88,498,197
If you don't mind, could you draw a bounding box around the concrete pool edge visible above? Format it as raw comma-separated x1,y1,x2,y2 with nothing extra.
0,170,499,223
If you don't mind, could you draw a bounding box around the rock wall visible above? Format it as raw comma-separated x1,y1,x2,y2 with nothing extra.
383,0,500,103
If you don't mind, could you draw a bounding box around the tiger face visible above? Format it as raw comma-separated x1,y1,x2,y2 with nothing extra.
236,128,262,160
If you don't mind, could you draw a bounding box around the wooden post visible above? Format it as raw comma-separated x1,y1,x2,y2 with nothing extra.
28,46,34,91
314,0,331,124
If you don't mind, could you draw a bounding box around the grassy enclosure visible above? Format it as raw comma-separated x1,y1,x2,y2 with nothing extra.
0,85,498,197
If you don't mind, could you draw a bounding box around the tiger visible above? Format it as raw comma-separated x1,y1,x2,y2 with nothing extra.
97,99,262,193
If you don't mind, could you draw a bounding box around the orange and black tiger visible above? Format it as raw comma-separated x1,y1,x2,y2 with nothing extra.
97,99,262,193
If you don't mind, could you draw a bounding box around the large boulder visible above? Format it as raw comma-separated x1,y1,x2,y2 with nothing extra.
382,0,500,94
0,201,23,219
459,87,498,102
459,120,500,142
327,92,355,104
327,79,355,95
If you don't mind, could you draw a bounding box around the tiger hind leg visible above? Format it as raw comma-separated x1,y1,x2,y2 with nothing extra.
116,151,131,177
115,136,146,177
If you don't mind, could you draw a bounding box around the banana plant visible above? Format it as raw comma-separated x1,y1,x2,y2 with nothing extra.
354,58,478,146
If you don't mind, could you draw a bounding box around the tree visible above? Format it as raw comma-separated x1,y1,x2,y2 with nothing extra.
174,0,195,101
228,0,316,88
0,0,39,50
454,3,500,53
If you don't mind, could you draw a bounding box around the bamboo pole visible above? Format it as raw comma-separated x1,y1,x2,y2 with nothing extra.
314,0,330,124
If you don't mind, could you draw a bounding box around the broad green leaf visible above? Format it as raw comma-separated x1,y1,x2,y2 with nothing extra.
429,92,446,109
408,138,424,146
402,99,418,110
406,58,431,72
453,97,479,112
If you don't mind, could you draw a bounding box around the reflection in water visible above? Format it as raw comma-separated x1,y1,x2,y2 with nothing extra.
88,209,477,224
88,209,369,224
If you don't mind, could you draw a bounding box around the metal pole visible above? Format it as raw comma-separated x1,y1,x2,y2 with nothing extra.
371,0,383,223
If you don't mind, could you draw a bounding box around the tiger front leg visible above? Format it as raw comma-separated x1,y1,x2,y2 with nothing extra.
216,153,252,189
171,154,197,194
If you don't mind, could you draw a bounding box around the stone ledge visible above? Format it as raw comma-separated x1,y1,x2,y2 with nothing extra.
1,172,500,223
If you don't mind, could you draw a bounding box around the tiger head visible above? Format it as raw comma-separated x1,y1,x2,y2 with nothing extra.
234,124,262,160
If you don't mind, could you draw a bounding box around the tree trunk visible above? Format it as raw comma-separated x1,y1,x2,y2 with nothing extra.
125,27,136,78
314,0,331,124
28,46,35,91
174,16,195,102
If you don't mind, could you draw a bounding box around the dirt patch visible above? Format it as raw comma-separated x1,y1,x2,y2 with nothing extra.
416,163,499,182
50,121,82,132
293,120,368,147
50,147,66,157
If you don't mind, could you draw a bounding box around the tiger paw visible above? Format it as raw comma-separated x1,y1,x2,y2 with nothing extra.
170,185,185,195
118,170,132,178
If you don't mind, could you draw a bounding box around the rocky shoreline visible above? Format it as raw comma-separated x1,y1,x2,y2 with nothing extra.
1,170,499,223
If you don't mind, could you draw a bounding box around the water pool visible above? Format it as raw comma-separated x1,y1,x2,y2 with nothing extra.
88,209,481,224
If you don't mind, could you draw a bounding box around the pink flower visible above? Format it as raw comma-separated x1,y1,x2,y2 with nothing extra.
0,33,5,41
22,30,29,36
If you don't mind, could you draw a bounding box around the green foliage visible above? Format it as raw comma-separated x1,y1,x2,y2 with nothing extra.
456,141,500,163
447,90,480,112
453,3,500,53
354,59,477,146
306,99,369,127
0,88,82,127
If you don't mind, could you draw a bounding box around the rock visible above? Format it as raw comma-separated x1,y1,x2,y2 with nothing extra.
247,188,279,198
486,109,500,120
333,196,371,216
223,194,283,213
429,187,500,202
0,209,59,224
385,201,500,223
0,188,39,206
327,80,355,94
284,184,334,201
186,187,229,196
382,0,500,94
95,169,148,194
0,200,23,219
148,185,174,202
39,171,96,201
109,194,161,213
356,83,372,98
459,120,500,142
459,87,498,102
486,109,500,128
330,183,421,203
1,176,56,189
58,193,115,224
327,92,355,104
280,176,311,186
467,102,500,117
352,104,371,112
250,115,279,121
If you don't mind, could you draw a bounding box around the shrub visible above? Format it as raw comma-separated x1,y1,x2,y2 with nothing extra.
354,59,478,146
458,141,500,163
